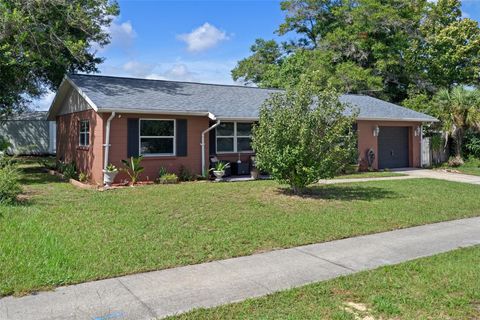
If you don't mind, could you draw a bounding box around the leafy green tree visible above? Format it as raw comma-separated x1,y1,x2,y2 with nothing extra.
0,0,119,118
431,87,480,159
231,39,283,86
277,0,341,48
407,0,480,93
233,0,480,104
252,73,356,194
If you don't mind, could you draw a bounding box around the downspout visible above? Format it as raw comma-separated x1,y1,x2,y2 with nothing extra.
103,112,116,184
201,120,221,177
420,124,424,167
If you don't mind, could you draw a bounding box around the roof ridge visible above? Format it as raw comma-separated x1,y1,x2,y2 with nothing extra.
69,73,283,91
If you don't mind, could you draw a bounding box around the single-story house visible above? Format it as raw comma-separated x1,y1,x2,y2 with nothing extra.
1,111,56,155
47,74,437,185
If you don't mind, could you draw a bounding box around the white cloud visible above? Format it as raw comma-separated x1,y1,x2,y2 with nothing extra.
109,20,136,48
91,17,136,52
100,57,238,85
146,64,197,82
177,23,229,52
122,60,156,78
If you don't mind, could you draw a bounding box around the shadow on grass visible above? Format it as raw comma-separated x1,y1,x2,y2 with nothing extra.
18,166,64,186
278,184,398,201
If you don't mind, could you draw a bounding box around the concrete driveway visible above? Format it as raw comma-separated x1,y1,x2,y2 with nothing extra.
394,168,480,185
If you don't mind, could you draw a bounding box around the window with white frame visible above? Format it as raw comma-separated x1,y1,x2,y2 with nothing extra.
79,120,90,147
139,119,175,155
216,122,253,153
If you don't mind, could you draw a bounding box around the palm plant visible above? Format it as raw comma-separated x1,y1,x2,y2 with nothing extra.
121,156,144,185
433,87,480,159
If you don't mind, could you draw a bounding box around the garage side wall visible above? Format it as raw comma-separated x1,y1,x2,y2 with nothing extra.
357,120,422,170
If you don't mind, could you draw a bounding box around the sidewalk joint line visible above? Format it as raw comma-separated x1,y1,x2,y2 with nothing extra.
295,248,357,272
116,278,158,319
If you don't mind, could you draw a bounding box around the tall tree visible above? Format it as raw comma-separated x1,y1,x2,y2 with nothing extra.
407,0,480,94
0,0,119,118
431,87,480,159
277,0,342,48
232,0,480,103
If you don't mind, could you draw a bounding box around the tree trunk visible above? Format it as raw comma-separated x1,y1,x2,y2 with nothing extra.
454,128,464,159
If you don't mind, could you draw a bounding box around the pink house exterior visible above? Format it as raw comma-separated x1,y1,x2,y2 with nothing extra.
48,74,437,185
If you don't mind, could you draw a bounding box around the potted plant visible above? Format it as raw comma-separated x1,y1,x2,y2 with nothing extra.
210,161,230,182
103,163,118,187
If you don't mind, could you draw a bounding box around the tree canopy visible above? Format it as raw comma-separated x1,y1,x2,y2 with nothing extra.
232,0,480,103
0,0,119,118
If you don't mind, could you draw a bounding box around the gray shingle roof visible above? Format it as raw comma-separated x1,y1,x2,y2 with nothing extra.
8,111,48,121
339,95,438,122
68,74,437,122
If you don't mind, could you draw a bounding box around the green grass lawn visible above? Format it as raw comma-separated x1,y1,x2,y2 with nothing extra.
440,157,480,176
333,171,406,179
1,163,480,297
170,246,480,319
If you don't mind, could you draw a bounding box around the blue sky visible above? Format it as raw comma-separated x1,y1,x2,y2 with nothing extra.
36,0,480,109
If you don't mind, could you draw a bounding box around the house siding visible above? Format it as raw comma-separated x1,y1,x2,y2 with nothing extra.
56,112,424,185
357,120,422,170
105,113,210,183
56,109,104,184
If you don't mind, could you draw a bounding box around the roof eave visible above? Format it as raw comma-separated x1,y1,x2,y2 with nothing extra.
98,108,211,117
357,117,439,122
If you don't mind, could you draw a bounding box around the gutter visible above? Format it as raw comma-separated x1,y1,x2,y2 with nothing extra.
201,119,221,177
103,112,116,184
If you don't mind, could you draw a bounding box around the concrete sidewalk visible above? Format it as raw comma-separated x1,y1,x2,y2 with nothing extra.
394,168,480,185
1,217,479,320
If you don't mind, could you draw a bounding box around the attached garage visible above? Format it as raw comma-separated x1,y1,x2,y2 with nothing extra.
378,127,410,169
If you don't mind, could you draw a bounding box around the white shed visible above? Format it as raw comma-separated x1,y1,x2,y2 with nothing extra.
0,111,56,155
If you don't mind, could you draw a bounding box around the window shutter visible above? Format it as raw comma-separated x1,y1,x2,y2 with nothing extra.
127,118,139,157
176,119,188,156
209,128,216,155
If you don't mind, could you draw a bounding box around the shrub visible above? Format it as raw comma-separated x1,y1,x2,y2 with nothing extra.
0,155,16,169
62,162,77,180
121,156,144,185
0,136,11,153
464,130,480,159
78,172,88,183
158,173,179,184
178,165,196,182
0,164,22,204
252,74,357,194
158,167,168,178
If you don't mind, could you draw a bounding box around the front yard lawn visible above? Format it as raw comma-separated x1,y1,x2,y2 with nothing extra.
333,171,406,179
1,163,480,296
171,246,480,319
440,157,480,176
